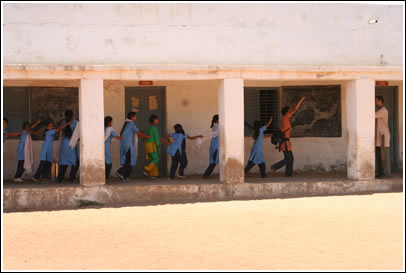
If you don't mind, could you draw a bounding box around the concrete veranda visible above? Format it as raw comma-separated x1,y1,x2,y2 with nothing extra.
3,172,403,212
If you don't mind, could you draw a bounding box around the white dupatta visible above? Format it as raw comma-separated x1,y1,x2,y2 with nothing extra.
104,127,114,141
23,133,33,173
196,123,219,146
69,121,80,149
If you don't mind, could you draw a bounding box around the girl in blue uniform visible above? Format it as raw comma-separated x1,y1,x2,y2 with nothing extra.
245,116,273,178
167,124,202,180
58,110,79,182
115,112,150,181
13,120,41,182
32,121,73,183
104,116,123,180
203,114,219,178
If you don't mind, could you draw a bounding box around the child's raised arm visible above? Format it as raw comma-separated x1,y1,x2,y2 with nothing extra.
30,120,41,130
55,121,73,133
187,135,203,140
136,131,151,140
265,116,273,128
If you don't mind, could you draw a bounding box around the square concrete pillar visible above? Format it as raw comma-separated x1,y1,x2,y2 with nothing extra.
218,79,245,183
345,78,375,180
79,78,105,186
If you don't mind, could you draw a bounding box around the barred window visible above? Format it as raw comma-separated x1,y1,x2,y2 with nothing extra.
244,87,279,137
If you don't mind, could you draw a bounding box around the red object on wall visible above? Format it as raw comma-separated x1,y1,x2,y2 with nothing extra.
139,81,153,86
376,81,389,86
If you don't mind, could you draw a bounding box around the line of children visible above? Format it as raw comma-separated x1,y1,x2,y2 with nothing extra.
5,112,219,183
5,101,304,183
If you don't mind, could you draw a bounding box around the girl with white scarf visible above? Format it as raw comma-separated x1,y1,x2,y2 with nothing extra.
12,120,41,183
115,112,150,181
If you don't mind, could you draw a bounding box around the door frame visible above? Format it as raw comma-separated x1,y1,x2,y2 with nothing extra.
375,85,398,172
124,85,167,177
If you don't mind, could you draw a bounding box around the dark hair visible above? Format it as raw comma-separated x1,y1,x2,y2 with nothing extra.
23,122,30,129
3,117,8,123
104,116,113,128
376,96,384,104
210,114,219,128
282,106,290,116
63,110,74,138
149,114,158,125
120,112,136,136
253,120,264,140
174,124,185,135
44,121,54,135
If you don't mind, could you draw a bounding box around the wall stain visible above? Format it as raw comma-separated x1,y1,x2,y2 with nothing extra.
224,158,244,183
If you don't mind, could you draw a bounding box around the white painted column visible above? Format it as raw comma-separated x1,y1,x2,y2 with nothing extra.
218,79,245,183
79,78,105,186
345,78,376,180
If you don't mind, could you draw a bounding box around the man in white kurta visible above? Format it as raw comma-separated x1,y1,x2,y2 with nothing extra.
375,96,391,178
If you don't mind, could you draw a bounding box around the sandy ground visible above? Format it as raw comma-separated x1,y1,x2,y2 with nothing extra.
3,193,404,270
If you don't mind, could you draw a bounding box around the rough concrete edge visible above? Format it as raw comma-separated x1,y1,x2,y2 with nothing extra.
3,179,403,213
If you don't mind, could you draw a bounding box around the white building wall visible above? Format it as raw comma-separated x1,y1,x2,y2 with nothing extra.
3,3,403,66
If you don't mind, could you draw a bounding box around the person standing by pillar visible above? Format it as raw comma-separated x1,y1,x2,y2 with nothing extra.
203,114,219,178
375,96,391,178
271,97,305,177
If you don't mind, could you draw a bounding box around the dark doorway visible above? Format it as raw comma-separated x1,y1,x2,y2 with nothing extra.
375,86,398,171
125,87,167,177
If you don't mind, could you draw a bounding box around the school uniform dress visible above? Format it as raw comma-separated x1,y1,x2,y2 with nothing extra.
245,126,267,177
168,133,188,179
14,130,27,178
203,124,219,177
144,126,161,177
58,120,79,182
105,127,118,179
34,129,56,179
117,122,139,179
